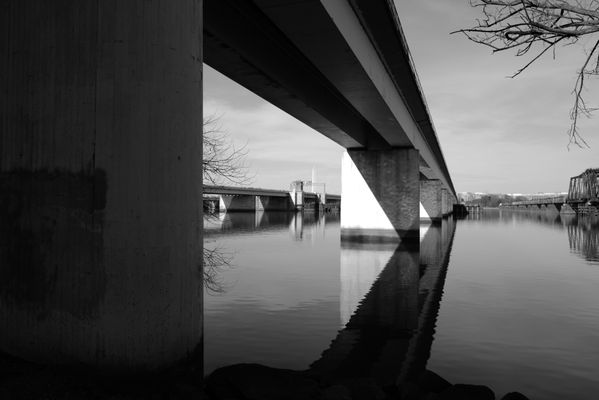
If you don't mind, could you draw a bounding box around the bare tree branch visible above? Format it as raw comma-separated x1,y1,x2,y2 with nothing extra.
201,115,250,292
569,38,599,147
203,242,234,294
203,114,254,185
454,0,599,146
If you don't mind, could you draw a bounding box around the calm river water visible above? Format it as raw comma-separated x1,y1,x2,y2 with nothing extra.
204,209,599,400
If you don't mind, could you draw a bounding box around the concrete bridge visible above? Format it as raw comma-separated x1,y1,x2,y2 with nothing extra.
205,0,457,238
203,184,341,212
1,0,457,370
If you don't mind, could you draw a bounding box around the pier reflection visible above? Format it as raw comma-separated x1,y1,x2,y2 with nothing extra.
567,216,599,263
310,219,456,388
203,211,339,294
204,211,339,240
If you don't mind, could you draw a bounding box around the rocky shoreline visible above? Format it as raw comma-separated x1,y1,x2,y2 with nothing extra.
1,353,531,400
204,363,530,400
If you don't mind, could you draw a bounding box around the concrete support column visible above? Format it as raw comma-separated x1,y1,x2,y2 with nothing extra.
290,190,304,211
440,189,448,216
420,180,443,221
341,149,419,242
256,196,265,211
441,190,455,216
220,195,256,212
0,1,203,371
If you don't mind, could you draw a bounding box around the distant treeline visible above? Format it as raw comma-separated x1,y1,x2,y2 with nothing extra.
462,194,528,208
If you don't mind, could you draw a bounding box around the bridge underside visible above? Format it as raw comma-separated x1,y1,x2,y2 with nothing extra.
205,0,457,237
1,0,456,371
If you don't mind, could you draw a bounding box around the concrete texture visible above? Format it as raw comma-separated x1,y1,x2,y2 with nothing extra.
341,149,419,242
439,189,456,216
420,180,443,221
441,189,448,215
0,0,203,370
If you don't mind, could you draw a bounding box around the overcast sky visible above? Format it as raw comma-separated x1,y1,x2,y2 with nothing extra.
204,1,599,195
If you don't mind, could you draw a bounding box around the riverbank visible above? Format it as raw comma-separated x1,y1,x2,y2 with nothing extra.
1,353,532,399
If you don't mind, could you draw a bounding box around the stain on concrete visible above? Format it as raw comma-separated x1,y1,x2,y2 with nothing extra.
0,168,107,319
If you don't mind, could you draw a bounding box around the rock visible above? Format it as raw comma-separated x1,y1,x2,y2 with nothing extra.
418,370,452,394
172,382,206,399
437,384,495,400
381,383,400,400
205,363,320,400
345,377,386,400
501,392,530,400
399,381,420,400
321,384,351,400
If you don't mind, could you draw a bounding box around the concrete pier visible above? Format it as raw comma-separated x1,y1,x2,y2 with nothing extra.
341,149,420,242
219,195,257,212
256,195,292,211
420,180,443,221
0,0,203,371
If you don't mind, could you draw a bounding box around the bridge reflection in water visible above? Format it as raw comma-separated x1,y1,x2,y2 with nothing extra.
204,211,457,393
312,219,455,388
204,210,333,240
474,209,599,264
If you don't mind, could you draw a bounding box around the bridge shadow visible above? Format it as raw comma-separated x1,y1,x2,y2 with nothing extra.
205,219,459,399
308,219,456,389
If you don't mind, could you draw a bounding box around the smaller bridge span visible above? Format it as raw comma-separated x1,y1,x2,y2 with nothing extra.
203,184,341,213
204,185,341,201
567,168,599,204
500,196,567,213
500,168,599,214
508,196,566,207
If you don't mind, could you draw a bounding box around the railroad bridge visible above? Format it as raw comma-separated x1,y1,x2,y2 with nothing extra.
567,168,599,206
501,168,599,214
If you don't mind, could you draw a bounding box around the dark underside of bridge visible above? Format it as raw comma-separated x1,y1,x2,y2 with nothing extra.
203,0,454,193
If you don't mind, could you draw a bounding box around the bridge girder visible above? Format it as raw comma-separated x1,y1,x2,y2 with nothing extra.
568,168,599,204
204,0,456,197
